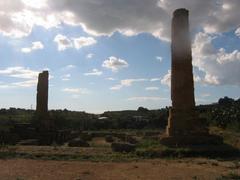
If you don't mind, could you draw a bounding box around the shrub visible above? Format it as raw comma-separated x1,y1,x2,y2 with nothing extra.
68,138,90,147
105,135,114,143
111,142,136,153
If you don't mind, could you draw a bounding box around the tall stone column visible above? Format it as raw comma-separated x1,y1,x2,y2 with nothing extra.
161,9,222,146
36,71,50,131
167,8,201,136
171,9,195,111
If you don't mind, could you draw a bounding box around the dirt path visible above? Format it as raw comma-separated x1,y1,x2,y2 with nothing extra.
0,158,239,180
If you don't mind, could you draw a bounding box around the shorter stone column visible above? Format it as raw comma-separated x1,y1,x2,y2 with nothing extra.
36,71,50,131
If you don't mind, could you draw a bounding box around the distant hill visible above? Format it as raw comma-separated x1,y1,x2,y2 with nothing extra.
0,96,239,132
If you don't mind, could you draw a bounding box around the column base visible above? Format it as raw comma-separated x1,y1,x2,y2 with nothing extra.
166,108,208,136
161,108,223,146
160,134,223,146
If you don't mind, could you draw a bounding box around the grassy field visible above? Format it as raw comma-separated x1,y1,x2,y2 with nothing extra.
0,127,239,179
0,127,239,161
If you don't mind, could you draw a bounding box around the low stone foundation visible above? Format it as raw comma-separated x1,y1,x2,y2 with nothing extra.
166,108,208,136
160,134,223,147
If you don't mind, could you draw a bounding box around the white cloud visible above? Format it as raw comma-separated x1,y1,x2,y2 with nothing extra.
73,37,96,49
21,41,44,53
0,0,240,42
194,75,202,83
192,32,240,85
203,74,219,85
160,69,204,87
127,96,167,101
156,56,163,62
86,53,94,59
0,1,60,38
0,1,240,89
63,64,76,70
158,0,240,36
150,77,161,82
54,34,97,51
0,66,39,79
161,70,171,87
106,77,115,81
32,41,44,49
84,69,102,76
110,78,147,90
62,88,90,94
54,34,72,51
145,87,159,91
21,48,32,53
111,78,166,90
102,56,128,72
165,27,240,87
217,48,240,64
12,79,38,87
121,79,147,86
0,66,40,88
110,84,123,90
22,0,47,9
201,93,211,97
46,0,240,41
46,0,170,40
62,74,71,81
235,27,240,37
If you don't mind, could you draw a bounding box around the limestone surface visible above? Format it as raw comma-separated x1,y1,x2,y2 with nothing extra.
161,9,222,146
36,71,50,131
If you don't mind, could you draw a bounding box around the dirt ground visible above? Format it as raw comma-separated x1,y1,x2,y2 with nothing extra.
0,158,239,180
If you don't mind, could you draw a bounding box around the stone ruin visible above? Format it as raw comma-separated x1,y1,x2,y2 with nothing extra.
35,71,71,145
160,9,222,146
36,70,51,131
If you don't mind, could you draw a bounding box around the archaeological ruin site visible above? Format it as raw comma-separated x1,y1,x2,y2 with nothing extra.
0,6,240,179
0,8,239,159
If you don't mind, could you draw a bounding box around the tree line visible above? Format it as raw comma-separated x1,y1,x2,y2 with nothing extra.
0,96,239,132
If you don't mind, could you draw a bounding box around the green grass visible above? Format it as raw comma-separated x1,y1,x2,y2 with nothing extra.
135,137,240,158
0,149,139,162
210,127,240,149
16,177,25,180
135,139,192,158
0,127,239,161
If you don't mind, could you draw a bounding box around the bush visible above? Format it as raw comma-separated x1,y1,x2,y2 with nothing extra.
126,136,138,144
111,142,136,153
18,139,38,146
68,138,90,147
80,133,93,141
105,135,114,143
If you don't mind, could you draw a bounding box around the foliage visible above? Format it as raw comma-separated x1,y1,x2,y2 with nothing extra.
198,96,240,132
0,96,239,132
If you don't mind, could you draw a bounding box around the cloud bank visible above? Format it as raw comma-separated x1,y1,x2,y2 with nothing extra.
1,0,240,86
1,0,240,41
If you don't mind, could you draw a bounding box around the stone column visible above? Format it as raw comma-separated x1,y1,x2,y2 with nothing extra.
160,9,222,146
171,9,195,110
166,8,200,136
36,71,50,131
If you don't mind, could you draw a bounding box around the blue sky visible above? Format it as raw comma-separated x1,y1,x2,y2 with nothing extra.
0,0,240,113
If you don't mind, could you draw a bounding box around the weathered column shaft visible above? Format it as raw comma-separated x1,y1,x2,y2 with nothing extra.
160,9,222,146
166,9,198,136
36,70,51,131
171,9,195,110
36,71,49,115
